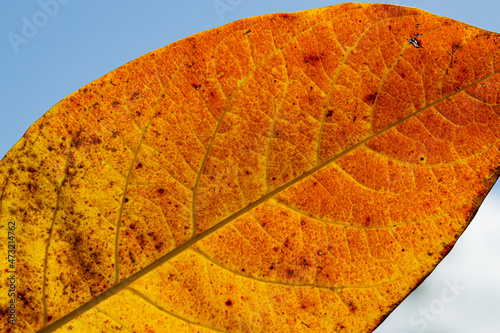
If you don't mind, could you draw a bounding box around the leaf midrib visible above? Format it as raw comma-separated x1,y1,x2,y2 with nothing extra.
36,67,496,333
36,7,498,332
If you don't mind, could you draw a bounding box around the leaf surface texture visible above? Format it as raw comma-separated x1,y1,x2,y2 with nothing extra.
1,3,500,332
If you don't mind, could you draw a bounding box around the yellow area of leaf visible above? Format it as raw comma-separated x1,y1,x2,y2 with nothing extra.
1,3,500,333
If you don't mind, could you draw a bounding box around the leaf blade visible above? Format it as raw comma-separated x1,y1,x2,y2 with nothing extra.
2,3,500,332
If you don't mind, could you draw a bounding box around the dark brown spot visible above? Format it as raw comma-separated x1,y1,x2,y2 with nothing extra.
303,54,320,64
27,183,37,193
363,93,377,104
280,13,296,21
225,300,233,306
284,238,290,248
440,243,454,257
91,137,102,145
347,301,357,313
124,198,129,203
326,110,333,117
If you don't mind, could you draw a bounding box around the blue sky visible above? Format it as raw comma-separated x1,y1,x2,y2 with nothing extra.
1,1,499,332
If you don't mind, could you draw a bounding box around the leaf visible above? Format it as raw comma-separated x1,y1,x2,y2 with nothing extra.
1,3,500,332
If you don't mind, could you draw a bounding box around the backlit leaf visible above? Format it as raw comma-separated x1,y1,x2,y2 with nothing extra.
1,3,500,332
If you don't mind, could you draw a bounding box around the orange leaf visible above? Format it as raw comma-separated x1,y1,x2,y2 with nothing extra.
1,3,500,332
